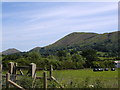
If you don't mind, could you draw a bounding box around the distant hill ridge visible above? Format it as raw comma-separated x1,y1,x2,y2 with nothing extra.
46,31,118,50
2,31,119,55
2,48,21,55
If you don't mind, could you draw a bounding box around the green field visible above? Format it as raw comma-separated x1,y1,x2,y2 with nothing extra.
2,68,119,88
36,69,118,88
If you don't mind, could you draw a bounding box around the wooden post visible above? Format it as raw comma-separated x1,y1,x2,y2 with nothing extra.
50,65,53,79
43,72,47,90
8,62,15,82
14,63,17,74
6,73,10,88
0,64,2,90
8,62,14,74
14,63,17,82
30,63,36,78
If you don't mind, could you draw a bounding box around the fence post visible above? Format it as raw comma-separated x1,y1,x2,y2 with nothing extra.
14,63,17,82
8,62,14,74
6,73,10,88
43,72,47,90
30,63,36,78
0,64,2,90
50,65,53,79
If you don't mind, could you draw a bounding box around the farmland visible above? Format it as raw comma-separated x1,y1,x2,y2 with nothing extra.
2,64,119,88
36,68,119,88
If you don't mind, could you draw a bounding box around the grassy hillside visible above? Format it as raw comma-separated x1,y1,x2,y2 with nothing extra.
47,31,118,48
43,31,118,55
47,32,98,47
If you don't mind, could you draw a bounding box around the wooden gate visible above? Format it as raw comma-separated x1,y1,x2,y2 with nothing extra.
2,62,64,89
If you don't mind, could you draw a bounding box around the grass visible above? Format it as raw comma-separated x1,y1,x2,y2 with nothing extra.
36,68,118,88
2,68,119,88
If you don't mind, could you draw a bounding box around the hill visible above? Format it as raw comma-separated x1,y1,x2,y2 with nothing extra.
29,47,41,52
40,31,119,56
2,48,21,55
47,32,99,48
47,31,118,48
2,31,119,56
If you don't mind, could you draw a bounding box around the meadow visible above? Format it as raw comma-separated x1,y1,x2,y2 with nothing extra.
2,68,119,88
35,68,119,88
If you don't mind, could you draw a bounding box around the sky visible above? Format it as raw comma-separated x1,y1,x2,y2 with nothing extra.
2,2,118,52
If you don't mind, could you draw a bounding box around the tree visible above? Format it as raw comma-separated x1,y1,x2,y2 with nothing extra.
57,50,67,57
70,49,78,55
27,52,41,61
71,54,85,63
103,60,115,68
81,49,98,68
92,61,100,68
16,58,29,66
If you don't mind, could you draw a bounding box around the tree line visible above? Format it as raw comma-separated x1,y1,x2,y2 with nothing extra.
2,49,116,70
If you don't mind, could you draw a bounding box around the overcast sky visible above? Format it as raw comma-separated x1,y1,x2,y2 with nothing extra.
2,2,118,51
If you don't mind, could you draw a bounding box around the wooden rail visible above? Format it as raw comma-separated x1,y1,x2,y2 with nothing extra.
17,66,44,70
2,75,6,77
50,65,53,79
8,80,25,90
51,76,64,88
16,66,29,69
6,73,25,90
